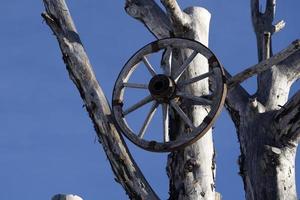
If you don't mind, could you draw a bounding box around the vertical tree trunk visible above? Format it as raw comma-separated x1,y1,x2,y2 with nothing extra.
238,107,298,200
238,1,299,199
125,2,224,199
167,7,217,200
238,65,298,200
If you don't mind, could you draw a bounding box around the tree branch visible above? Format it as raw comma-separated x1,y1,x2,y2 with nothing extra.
277,50,300,82
265,0,275,22
251,0,294,111
224,69,250,128
251,0,285,61
125,0,249,131
227,39,300,88
274,90,300,146
125,0,172,39
160,0,191,30
42,0,159,199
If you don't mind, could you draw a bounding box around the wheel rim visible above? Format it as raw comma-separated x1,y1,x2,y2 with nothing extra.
112,38,227,152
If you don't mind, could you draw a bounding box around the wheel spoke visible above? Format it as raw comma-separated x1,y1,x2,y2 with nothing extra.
178,71,214,87
173,51,198,81
170,100,195,129
177,92,213,105
123,82,148,89
123,95,154,116
138,101,159,139
142,56,157,77
162,103,170,142
162,47,172,76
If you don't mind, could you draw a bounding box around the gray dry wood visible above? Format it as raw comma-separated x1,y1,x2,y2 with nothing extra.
42,0,158,199
235,1,300,200
43,0,300,199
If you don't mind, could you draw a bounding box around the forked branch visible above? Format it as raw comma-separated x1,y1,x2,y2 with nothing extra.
42,0,158,199
251,0,285,61
160,0,191,29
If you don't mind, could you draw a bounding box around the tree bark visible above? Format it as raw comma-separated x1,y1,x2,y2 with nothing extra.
126,1,220,199
42,0,300,199
42,0,158,199
235,1,300,199
165,7,217,200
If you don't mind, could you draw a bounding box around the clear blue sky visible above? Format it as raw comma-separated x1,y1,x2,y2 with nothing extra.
0,1,299,199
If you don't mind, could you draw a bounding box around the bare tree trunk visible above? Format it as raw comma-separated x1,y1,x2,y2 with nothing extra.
126,2,219,199
165,7,217,200
234,1,300,199
43,0,300,199
238,105,298,200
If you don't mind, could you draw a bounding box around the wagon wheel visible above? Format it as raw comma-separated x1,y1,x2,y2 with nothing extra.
112,38,227,152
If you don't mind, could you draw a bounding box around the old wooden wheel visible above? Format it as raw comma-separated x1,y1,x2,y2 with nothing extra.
112,38,227,152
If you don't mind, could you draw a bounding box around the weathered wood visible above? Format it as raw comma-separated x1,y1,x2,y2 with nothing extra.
112,38,226,152
223,69,250,129
52,194,83,200
251,0,282,61
170,99,195,129
162,103,170,142
125,0,172,39
227,39,300,88
138,101,159,138
162,47,173,76
123,95,154,116
176,92,212,105
215,193,221,200
166,6,218,200
43,0,300,199
178,70,214,87
173,51,198,81
124,0,249,130
237,109,298,200
123,82,148,89
142,56,157,77
161,0,191,31
235,1,300,200
274,90,300,145
42,0,159,199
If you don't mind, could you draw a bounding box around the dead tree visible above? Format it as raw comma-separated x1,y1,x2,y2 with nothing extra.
42,0,300,199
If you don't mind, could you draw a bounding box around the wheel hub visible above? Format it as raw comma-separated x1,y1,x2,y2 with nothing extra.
148,74,175,101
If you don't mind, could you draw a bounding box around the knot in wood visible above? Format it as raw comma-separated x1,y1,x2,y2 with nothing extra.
184,158,199,173
125,4,139,18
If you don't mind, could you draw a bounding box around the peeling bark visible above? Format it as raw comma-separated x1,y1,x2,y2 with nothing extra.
42,0,300,200
42,1,158,199
126,1,221,199
238,108,298,200
274,91,300,146
227,40,300,89
166,7,217,200
235,1,300,199
125,0,172,38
